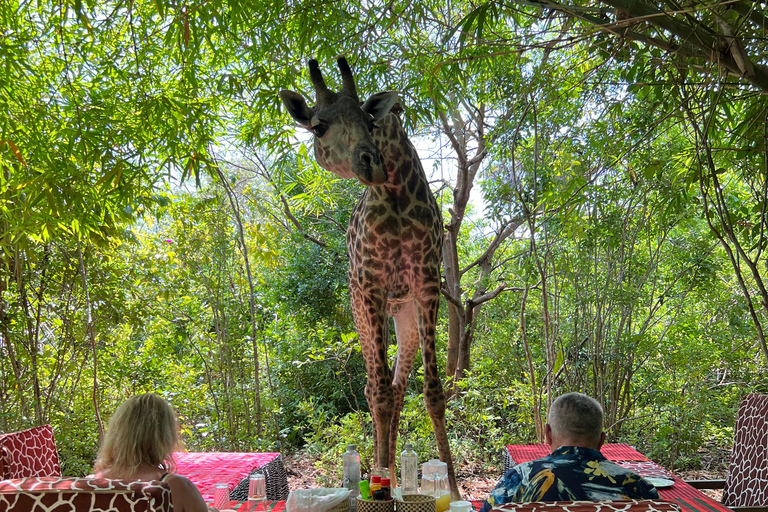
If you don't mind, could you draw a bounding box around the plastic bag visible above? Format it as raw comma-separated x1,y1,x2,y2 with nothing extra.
286,488,352,512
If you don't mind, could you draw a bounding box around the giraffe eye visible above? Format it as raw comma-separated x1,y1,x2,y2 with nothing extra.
369,122,378,134
311,123,327,137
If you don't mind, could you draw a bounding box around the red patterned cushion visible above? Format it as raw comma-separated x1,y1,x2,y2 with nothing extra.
0,425,61,479
0,476,172,512
492,500,681,512
722,393,768,507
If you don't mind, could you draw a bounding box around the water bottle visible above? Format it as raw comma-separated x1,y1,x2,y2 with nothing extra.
400,443,418,494
343,444,361,511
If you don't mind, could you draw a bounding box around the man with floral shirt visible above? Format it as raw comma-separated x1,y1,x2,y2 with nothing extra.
479,393,659,511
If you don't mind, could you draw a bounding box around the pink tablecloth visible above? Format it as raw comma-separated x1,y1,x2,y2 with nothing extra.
172,452,288,502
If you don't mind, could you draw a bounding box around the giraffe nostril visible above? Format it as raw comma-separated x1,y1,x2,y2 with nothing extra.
361,153,373,167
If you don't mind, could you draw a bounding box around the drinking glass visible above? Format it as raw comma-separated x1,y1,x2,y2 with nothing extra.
213,483,230,511
248,473,267,510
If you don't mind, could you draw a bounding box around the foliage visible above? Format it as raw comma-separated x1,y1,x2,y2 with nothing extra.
1,0,767,480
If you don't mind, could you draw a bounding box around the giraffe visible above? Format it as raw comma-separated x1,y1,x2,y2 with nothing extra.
280,57,460,500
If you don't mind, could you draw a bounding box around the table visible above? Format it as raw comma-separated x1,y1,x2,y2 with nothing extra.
216,500,488,512
503,444,733,512
173,452,290,502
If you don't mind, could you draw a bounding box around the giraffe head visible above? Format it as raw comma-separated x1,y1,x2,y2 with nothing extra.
280,57,399,185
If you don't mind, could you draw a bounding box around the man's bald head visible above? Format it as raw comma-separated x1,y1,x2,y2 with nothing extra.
546,392,604,448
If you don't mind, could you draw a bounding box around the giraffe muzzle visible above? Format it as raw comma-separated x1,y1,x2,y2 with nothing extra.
355,148,388,185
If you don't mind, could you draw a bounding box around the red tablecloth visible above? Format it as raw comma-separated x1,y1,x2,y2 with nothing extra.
173,452,282,502
505,444,649,464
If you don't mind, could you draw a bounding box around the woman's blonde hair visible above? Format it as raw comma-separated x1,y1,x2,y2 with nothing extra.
94,393,179,478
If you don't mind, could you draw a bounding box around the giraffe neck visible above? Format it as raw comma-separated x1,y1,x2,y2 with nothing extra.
373,113,429,202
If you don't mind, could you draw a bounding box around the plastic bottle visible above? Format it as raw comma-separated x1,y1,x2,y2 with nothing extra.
400,443,418,494
343,444,361,511
359,480,372,500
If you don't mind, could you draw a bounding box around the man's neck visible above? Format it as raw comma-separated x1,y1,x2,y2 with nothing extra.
549,439,601,451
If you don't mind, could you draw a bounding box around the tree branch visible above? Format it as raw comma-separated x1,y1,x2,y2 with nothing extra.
467,283,509,308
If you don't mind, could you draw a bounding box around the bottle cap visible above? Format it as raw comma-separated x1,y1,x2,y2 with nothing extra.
371,475,381,483
405,443,412,450
347,444,356,450
381,478,390,486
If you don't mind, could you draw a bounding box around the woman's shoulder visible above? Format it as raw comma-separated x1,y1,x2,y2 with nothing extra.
164,474,208,512
163,473,196,487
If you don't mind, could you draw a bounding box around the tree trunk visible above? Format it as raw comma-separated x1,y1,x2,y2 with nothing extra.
519,284,543,442
0,261,29,420
77,242,104,442
216,166,263,436
18,247,48,425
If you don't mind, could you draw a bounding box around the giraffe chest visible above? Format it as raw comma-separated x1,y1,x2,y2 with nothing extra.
346,187,441,292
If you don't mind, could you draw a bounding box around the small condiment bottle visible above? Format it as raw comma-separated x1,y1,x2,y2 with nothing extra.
359,480,372,500
380,478,392,501
370,475,382,501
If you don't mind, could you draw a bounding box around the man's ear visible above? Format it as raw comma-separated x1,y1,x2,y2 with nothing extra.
544,424,553,447
279,90,313,127
361,91,399,122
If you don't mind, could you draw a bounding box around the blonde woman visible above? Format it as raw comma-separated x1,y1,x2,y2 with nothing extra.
94,393,208,512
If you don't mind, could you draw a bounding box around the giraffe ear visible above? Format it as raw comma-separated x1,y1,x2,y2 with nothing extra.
280,90,313,127
361,91,399,122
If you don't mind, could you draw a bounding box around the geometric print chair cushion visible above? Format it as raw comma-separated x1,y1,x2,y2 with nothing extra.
0,476,173,512
491,500,682,512
0,425,61,479
722,393,768,508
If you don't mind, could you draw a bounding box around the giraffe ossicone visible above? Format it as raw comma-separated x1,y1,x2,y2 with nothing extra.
280,57,460,500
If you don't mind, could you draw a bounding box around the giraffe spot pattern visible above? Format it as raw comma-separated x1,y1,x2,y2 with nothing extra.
0,425,61,479
0,476,173,512
721,393,768,507
491,499,681,512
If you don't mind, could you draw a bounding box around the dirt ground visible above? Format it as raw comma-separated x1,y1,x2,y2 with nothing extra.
283,448,730,502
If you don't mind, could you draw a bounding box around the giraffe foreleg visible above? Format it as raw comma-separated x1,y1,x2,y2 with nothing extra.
351,283,394,472
418,298,461,501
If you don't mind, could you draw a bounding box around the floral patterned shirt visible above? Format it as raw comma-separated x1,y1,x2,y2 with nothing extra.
479,446,659,512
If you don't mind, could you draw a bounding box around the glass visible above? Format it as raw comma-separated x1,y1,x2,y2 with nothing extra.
248,473,267,508
450,501,473,512
213,482,230,511
370,467,388,478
